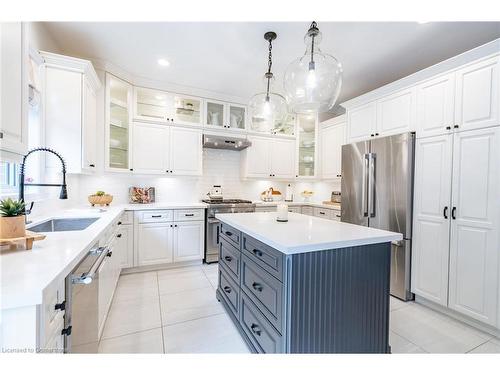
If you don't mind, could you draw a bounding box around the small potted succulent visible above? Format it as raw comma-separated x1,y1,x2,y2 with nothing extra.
0,198,26,239
88,190,113,207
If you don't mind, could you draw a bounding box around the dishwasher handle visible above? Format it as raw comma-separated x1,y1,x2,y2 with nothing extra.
72,247,110,285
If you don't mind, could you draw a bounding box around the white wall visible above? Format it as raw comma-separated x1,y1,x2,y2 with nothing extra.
27,22,62,53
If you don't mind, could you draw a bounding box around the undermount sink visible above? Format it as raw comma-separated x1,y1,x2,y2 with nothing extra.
29,218,100,233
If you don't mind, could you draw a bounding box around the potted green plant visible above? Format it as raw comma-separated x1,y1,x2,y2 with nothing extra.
0,198,26,239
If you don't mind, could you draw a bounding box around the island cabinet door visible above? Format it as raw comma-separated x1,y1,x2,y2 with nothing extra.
137,223,174,266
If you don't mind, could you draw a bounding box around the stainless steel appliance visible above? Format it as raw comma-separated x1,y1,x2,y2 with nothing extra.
341,132,415,301
63,242,111,353
203,134,251,151
203,199,256,263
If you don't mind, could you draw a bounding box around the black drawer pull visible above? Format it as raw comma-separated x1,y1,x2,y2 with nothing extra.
89,164,95,167
116,233,122,238
252,249,263,257
151,215,162,218
223,286,232,294
54,301,66,311
224,231,233,236
224,255,232,262
107,251,113,257
443,206,448,219
252,282,263,292
61,326,72,336
117,221,122,225
336,214,341,218
319,211,325,215
250,323,261,336
446,126,451,130
185,213,195,217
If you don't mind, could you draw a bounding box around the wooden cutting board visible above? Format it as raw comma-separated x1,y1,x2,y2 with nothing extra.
0,230,46,250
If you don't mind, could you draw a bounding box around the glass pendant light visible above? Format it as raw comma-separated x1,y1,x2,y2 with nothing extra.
284,21,342,113
249,31,288,133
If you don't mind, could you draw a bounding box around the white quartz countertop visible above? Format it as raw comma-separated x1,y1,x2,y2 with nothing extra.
215,212,402,255
0,202,206,310
254,201,341,210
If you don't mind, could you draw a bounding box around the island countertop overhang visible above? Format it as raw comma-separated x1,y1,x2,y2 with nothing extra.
215,212,403,255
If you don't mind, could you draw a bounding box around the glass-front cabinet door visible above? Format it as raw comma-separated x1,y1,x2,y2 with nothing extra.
227,103,246,130
296,114,318,178
272,113,296,136
106,73,132,171
173,95,202,125
204,100,226,128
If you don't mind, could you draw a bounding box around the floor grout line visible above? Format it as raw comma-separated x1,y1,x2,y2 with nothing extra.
155,270,167,354
465,338,492,353
161,311,226,329
389,329,429,353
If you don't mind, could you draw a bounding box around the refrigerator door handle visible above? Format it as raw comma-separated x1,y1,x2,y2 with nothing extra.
362,154,369,217
369,153,376,218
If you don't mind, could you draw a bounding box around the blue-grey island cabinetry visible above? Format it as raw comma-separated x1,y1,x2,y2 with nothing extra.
216,220,393,353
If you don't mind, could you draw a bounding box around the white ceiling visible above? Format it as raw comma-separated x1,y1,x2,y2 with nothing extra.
42,22,500,107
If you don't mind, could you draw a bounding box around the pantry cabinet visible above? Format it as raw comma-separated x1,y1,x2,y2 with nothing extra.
0,22,28,155
241,136,295,179
42,52,101,174
454,56,500,132
415,73,456,138
131,122,202,176
412,126,500,327
320,116,346,179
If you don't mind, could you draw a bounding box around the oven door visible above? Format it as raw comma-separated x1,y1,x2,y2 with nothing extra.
205,217,220,263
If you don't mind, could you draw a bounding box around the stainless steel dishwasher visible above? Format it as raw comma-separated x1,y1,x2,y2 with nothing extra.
63,242,111,353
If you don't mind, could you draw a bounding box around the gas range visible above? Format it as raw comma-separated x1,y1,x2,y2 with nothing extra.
202,199,255,211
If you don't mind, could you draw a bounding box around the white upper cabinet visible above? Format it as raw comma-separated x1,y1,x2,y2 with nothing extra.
241,136,295,179
42,52,101,174
416,73,456,138
454,57,500,132
0,22,28,155
411,134,453,306
296,114,318,178
377,88,416,136
204,99,246,131
169,127,202,176
321,118,346,179
270,138,296,179
347,102,377,142
134,86,202,126
241,136,271,178
448,126,499,325
105,73,132,172
131,122,168,174
131,122,202,176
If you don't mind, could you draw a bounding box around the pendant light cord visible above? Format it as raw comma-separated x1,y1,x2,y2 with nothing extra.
309,21,318,70
265,37,273,101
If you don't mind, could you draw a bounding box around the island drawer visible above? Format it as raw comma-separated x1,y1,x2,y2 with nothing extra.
241,291,283,353
138,210,173,223
218,265,240,316
242,234,284,281
174,209,204,222
219,238,241,281
220,222,241,248
241,255,283,333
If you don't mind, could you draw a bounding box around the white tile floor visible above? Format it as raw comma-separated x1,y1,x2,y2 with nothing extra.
99,264,500,354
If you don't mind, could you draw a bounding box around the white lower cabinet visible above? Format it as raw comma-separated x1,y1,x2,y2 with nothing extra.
135,209,205,267
137,222,174,266
412,126,500,327
173,221,204,262
117,224,134,269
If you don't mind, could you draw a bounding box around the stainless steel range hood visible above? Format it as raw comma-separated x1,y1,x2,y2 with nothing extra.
202,134,251,151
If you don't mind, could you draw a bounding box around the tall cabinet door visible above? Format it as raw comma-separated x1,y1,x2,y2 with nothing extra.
455,57,500,132
416,73,456,138
270,138,296,179
347,102,376,142
173,221,204,262
137,223,174,266
131,122,168,174
411,134,453,306
448,126,499,325
242,136,271,178
321,123,345,179
169,127,202,176
82,78,97,170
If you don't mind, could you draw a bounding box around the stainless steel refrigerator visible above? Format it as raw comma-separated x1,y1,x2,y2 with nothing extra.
341,132,415,301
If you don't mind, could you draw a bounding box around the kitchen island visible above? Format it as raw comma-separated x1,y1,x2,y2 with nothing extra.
215,212,402,354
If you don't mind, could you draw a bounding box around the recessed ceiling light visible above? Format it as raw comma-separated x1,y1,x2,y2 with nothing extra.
158,58,170,67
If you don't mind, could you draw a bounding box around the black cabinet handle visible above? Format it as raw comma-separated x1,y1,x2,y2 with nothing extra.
336,174,342,177
375,133,379,136
252,249,263,257
371,134,375,137
319,211,325,215
185,214,194,217
454,125,459,129
117,221,122,225
61,326,72,336
224,256,232,262
250,323,261,336
151,215,162,218
89,164,95,167
223,286,231,294
129,168,134,171
106,251,113,257
443,206,448,219
116,233,122,238
252,282,263,292
224,231,233,236
54,301,66,311
174,224,178,227
452,207,457,220
446,126,451,130
336,214,341,218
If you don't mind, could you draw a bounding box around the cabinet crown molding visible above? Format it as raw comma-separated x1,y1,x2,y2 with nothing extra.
40,51,101,91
